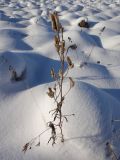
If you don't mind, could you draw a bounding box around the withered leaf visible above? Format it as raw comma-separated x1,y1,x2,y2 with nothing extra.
58,69,63,78
50,13,57,31
67,56,74,68
47,88,54,98
50,68,55,78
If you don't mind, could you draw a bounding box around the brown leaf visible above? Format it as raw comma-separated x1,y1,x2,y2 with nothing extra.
47,88,54,98
50,68,55,78
54,12,61,31
60,41,65,54
54,36,59,45
67,56,74,68
58,69,63,78
50,13,57,31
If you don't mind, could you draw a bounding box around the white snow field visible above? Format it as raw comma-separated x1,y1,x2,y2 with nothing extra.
0,0,120,160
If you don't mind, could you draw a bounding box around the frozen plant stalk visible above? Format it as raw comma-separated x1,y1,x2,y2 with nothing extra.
47,12,75,145
22,12,76,152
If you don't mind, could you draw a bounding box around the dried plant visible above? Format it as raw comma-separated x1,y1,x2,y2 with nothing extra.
78,19,89,28
23,11,75,153
0,55,25,82
47,11,75,144
22,128,50,153
9,65,26,82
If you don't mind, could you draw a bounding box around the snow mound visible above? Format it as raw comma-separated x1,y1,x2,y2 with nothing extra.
60,81,120,159
101,35,120,51
1,81,120,160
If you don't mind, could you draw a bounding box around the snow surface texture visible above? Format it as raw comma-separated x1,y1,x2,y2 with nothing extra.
0,0,120,160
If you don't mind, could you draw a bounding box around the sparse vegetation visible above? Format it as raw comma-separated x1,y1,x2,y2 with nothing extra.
78,19,89,28
0,0,119,159
9,65,26,81
0,55,26,82
22,11,76,152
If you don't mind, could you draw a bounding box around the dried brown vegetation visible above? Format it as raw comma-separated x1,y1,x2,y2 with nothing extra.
47,12,76,144
78,19,89,28
23,12,76,152
9,65,26,81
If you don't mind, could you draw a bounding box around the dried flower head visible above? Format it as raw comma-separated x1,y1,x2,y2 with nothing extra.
47,88,54,98
54,35,60,52
60,41,65,54
50,13,57,31
54,12,60,31
54,35,59,45
58,69,62,78
50,68,55,78
51,12,61,32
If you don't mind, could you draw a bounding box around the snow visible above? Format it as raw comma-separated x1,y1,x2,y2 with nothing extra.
0,0,120,160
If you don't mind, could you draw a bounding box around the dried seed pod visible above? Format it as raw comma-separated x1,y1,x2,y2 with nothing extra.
50,68,55,78
69,77,75,88
55,44,60,53
61,41,65,54
61,27,64,40
47,88,54,98
54,35,59,45
67,56,74,68
54,12,60,31
54,35,61,53
50,13,57,31
58,69,63,78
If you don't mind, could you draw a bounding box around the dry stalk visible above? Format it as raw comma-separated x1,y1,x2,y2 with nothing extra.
23,11,76,153
47,11,75,144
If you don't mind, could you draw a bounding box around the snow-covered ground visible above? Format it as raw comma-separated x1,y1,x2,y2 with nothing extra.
0,0,120,160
